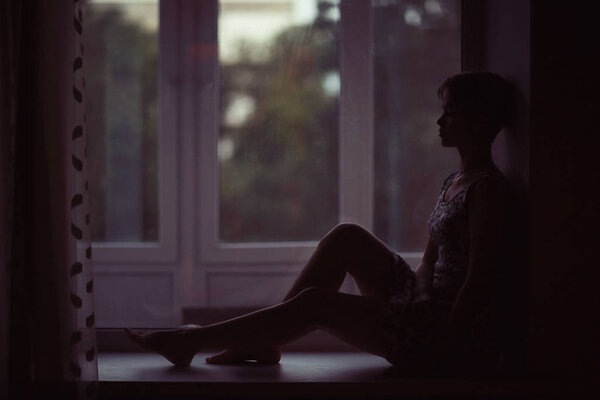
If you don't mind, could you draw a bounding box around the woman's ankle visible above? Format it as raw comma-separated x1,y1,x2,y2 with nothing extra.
180,326,205,352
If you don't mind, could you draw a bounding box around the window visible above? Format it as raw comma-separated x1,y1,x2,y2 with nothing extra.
198,0,342,264
86,0,460,329
86,0,177,264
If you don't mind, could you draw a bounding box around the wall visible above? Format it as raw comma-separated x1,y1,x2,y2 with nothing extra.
477,0,599,385
527,1,600,383
461,0,531,373
0,0,16,396
484,0,531,375
486,0,530,201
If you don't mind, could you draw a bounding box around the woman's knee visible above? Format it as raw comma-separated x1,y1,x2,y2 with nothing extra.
322,223,369,246
289,286,326,314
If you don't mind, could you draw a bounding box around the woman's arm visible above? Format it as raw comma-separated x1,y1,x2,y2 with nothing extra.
443,178,512,349
413,237,438,302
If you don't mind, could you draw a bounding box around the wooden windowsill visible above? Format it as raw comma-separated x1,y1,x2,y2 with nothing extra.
98,352,570,399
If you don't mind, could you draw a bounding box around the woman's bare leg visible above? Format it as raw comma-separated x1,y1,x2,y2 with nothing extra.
206,223,397,364
126,287,390,366
284,223,397,300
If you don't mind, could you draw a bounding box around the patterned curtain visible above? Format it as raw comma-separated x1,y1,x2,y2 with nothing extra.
71,0,99,397
3,0,98,398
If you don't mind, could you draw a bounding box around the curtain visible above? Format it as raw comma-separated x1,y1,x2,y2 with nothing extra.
2,0,98,398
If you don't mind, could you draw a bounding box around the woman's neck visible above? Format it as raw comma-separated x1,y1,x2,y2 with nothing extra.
457,145,495,176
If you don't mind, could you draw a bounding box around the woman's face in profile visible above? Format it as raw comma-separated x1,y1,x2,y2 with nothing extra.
437,94,478,148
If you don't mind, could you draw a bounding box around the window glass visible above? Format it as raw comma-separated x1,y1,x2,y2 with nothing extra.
219,0,340,243
85,0,159,242
372,0,461,252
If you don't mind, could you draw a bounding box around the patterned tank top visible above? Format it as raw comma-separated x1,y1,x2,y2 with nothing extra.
427,172,493,306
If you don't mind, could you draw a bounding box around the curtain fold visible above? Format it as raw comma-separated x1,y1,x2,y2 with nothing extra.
3,0,98,398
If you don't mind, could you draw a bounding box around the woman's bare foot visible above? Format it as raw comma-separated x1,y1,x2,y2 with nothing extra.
125,327,197,367
206,346,281,365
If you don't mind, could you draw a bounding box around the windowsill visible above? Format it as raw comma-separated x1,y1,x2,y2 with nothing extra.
98,352,568,399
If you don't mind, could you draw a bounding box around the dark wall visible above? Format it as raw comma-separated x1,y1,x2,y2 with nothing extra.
486,0,530,202
527,1,600,382
483,0,531,377
469,0,599,384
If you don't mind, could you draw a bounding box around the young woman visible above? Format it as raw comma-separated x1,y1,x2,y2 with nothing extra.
126,72,516,376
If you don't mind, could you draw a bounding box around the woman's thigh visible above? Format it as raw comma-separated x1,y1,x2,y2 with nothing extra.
322,223,398,299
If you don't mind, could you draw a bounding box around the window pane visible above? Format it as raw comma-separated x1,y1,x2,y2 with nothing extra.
218,0,340,243
373,0,461,252
85,0,159,242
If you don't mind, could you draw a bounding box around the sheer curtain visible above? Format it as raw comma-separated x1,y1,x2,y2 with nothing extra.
1,0,98,398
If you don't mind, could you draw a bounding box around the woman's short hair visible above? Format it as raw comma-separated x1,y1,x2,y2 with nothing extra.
438,71,515,134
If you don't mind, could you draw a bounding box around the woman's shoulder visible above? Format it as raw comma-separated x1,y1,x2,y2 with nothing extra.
464,171,513,211
441,171,460,190
469,169,510,193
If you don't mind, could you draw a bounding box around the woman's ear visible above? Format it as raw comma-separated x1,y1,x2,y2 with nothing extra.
468,113,494,145
475,113,494,136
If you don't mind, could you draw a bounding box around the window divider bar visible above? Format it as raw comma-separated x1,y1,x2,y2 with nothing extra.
196,0,221,264
339,0,374,230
